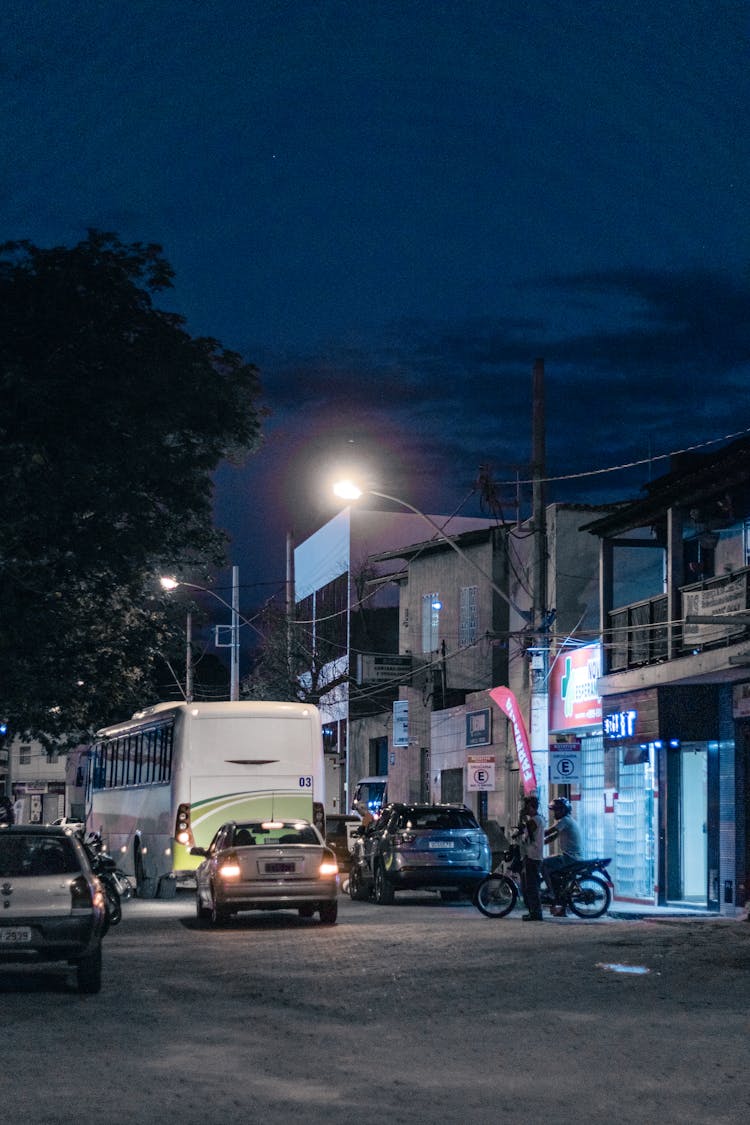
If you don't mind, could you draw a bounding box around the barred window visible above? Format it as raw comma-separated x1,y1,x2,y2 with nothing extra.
459,585,479,646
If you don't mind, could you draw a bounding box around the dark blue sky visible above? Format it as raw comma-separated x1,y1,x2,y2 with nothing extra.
3,0,749,610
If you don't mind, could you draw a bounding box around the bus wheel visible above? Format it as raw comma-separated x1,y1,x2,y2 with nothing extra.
157,876,177,900
134,842,157,899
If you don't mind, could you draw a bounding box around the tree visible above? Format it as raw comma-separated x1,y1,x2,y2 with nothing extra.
241,601,350,704
0,231,263,744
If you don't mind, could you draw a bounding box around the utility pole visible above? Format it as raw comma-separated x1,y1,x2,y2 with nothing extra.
230,565,240,702
529,357,549,807
286,531,295,685
185,611,194,703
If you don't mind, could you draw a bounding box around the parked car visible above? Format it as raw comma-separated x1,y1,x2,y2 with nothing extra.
0,824,107,992
324,813,362,874
51,817,86,835
191,819,339,926
348,803,492,905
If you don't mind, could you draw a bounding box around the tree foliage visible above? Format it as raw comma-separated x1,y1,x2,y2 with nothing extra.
0,231,263,744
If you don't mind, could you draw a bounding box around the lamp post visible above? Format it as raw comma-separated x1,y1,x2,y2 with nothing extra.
160,568,241,701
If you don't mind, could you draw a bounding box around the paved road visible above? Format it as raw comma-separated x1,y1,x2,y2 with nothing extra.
4,890,748,1125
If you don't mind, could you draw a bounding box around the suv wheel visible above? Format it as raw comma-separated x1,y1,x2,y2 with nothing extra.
349,864,370,902
374,864,395,905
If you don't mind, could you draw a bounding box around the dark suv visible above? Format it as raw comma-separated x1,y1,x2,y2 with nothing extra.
348,803,492,904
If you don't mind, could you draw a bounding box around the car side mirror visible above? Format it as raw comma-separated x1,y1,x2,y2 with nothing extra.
189,846,207,857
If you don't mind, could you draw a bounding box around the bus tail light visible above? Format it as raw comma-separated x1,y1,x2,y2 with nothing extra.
313,802,325,835
175,803,194,848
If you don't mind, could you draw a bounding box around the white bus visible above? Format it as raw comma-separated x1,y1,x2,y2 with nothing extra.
84,700,325,897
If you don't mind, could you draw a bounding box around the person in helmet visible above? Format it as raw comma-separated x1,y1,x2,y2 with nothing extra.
542,797,583,916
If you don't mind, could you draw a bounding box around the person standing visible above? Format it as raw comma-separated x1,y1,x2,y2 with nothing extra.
519,795,545,921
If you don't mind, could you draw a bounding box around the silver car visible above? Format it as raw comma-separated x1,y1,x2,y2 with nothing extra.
191,819,339,926
0,825,106,992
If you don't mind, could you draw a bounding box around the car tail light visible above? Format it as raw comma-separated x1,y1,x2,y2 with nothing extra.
70,875,95,910
175,803,194,847
319,859,338,877
218,853,241,879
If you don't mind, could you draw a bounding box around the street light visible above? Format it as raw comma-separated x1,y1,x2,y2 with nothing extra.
160,568,241,702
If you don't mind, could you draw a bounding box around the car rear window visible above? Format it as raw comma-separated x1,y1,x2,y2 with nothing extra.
399,809,480,831
0,835,79,877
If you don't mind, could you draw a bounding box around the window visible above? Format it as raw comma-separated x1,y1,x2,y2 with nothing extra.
369,736,388,775
421,592,440,653
459,585,479,646
19,745,31,765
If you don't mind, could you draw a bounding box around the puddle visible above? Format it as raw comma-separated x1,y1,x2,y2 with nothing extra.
596,962,652,975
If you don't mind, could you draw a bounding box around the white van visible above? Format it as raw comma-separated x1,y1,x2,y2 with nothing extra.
352,776,388,816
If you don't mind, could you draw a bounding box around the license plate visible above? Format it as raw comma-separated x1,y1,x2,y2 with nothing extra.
265,862,295,874
428,840,453,849
1,927,32,944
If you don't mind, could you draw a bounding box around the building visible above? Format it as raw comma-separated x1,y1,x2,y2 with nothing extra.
293,506,496,813
584,436,750,915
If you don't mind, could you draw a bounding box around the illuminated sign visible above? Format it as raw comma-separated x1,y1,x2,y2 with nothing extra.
549,644,602,731
603,710,638,739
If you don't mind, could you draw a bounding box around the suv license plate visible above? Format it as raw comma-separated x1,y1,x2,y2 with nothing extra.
1,927,32,944
428,841,453,849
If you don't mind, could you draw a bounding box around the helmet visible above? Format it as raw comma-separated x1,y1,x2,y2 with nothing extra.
549,797,572,817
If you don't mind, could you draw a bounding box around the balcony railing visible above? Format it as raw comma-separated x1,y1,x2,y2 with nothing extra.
606,567,750,673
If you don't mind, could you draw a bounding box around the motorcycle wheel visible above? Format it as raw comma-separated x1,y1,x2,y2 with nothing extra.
566,874,611,919
104,883,122,926
473,874,518,918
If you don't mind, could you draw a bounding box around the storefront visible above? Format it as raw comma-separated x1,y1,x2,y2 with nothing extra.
548,643,604,858
602,684,732,911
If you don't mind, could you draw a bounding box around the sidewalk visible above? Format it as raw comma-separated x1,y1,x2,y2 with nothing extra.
608,900,743,921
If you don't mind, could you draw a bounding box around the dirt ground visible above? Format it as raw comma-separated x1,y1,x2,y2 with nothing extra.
3,893,749,1125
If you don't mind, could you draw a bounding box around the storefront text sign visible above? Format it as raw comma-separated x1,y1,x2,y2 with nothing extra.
549,643,602,731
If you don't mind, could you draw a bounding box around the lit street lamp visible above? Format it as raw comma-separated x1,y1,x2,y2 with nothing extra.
160,568,241,702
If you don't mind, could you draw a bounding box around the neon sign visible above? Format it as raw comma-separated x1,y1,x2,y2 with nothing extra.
603,710,637,739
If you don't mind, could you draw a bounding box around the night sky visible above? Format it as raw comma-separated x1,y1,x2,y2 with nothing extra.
3,0,749,612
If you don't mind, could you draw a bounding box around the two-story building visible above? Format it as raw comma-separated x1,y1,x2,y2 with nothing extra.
584,436,750,915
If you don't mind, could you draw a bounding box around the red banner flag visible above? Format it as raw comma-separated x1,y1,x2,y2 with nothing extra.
489,686,538,795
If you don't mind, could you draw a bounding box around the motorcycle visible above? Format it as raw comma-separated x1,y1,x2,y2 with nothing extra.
81,832,133,931
474,843,614,919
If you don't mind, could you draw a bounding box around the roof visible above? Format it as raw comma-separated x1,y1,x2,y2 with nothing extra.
582,435,750,538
